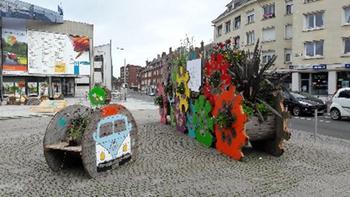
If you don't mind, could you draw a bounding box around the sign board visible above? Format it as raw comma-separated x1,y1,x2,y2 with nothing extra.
2,28,28,75
345,64,350,69
28,30,91,76
312,64,327,70
186,59,202,92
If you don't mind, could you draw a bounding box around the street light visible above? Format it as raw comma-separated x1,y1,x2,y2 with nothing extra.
116,47,127,101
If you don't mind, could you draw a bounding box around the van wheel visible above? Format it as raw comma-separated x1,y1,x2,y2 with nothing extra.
330,108,341,120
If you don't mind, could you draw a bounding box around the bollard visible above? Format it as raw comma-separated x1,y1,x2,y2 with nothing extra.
314,109,318,142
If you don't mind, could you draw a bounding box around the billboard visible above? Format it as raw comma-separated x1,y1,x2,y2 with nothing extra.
28,30,91,76
2,28,28,75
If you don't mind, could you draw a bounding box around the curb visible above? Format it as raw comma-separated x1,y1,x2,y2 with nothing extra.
0,114,55,121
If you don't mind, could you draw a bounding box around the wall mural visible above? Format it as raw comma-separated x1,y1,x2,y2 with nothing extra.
1,28,28,74
27,30,90,75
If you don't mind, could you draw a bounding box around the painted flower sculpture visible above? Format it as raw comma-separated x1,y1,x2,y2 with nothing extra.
168,66,178,127
175,97,187,133
193,95,214,148
175,66,190,113
186,102,196,138
203,53,232,105
157,83,168,124
212,85,248,160
88,86,107,108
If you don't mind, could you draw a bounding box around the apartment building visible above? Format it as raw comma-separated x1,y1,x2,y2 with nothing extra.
120,64,143,90
213,0,350,97
213,0,293,70
291,0,350,96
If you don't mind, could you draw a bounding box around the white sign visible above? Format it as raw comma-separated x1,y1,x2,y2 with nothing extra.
186,58,202,92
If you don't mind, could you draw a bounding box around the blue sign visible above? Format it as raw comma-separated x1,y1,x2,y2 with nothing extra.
345,64,350,69
313,64,327,70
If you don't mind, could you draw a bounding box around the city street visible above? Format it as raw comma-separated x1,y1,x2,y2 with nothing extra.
0,97,350,196
290,115,350,140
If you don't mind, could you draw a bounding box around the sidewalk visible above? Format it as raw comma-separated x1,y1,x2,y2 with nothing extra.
0,97,158,120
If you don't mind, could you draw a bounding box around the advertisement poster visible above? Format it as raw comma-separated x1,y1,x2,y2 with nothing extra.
186,59,202,92
2,28,28,74
27,30,90,75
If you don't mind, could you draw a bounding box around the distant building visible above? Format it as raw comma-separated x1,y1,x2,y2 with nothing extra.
0,0,93,99
120,64,143,90
93,42,113,90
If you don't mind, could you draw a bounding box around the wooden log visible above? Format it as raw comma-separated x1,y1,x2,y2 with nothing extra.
43,105,92,172
246,115,275,141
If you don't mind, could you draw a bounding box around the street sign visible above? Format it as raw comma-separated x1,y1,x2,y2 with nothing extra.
313,64,327,70
345,64,350,69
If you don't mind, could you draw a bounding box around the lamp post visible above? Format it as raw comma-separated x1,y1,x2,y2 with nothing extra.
116,47,127,101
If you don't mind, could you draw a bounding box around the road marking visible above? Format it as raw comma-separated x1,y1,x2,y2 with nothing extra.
320,120,325,123
325,121,331,123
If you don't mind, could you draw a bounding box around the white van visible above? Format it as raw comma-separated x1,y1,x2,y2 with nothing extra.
330,88,350,120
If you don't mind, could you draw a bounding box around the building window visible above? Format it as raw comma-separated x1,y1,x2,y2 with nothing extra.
262,27,276,42
217,25,223,37
286,1,293,15
284,49,292,63
263,4,275,19
225,21,231,33
234,16,241,29
304,40,324,57
247,11,255,24
234,36,240,48
246,31,255,45
262,51,275,64
285,24,293,39
305,12,324,30
344,37,350,54
344,7,350,24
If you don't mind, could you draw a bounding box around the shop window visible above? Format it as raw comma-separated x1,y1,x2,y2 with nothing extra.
304,12,324,30
3,82,15,97
337,72,350,88
311,73,328,95
301,73,310,93
27,82,38,97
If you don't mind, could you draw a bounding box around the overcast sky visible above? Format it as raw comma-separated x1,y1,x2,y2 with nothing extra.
22,0,227,77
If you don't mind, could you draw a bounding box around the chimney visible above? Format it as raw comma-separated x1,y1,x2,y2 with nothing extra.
169,47,172,54
157,54,160,59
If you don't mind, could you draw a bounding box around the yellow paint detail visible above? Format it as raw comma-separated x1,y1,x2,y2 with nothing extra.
176,66,190,112
123,144,128,152
100,152,105,161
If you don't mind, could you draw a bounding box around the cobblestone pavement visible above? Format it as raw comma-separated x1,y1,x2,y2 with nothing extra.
0,109,350,196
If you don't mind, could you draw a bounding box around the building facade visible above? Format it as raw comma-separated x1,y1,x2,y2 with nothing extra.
93,42,113,90
120,64,143,90
0,0,93,99
213,0,350,97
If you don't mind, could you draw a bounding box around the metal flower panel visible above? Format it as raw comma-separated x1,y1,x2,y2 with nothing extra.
175,66,190,113
212,85,248,161
193,95,214,148
157,83,168,124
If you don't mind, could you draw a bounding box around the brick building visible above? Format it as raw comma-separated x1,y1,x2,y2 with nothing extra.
120,64,143,90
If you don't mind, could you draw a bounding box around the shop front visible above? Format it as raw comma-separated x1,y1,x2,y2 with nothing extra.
3,76,76,98
291,64,350,97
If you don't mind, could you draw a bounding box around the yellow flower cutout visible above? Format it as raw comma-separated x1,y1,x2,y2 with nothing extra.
176,66,190,112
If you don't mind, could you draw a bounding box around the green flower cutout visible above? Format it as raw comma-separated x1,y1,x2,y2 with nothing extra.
193,95,214,148
88,86,107,107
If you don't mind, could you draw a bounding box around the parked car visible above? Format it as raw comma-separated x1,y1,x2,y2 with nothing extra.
329,88,350,120
282,90,327,116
